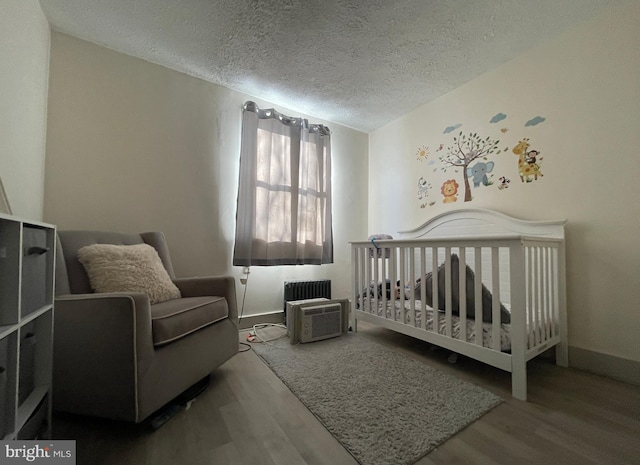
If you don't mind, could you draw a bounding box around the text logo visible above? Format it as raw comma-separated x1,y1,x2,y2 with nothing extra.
0,441,75,464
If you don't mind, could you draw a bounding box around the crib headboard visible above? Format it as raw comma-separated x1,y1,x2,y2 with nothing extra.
397,209,566,240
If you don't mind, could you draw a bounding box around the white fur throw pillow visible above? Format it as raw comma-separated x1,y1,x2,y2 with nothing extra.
77,243,181,304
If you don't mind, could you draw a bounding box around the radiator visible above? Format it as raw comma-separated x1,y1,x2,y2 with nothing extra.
283,280,332,311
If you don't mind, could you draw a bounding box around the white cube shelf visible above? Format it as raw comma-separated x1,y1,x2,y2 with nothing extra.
0,212,54,440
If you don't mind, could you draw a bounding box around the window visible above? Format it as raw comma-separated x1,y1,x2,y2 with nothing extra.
233,101,333,266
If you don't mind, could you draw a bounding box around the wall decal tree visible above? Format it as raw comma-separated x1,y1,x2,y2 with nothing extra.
439,132,503,202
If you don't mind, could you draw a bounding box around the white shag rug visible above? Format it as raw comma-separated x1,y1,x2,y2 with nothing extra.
252,333,502,465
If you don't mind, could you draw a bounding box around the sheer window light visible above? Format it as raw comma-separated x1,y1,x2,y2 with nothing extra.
233,101,333,266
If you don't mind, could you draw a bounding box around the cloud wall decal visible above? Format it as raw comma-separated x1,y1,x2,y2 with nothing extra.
490,113,507,123
525,116,546,126
443,123,462,134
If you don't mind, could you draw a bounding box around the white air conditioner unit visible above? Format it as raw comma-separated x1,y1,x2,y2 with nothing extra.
286,298,350,344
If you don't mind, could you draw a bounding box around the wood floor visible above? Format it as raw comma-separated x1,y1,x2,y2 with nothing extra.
53,322,640,465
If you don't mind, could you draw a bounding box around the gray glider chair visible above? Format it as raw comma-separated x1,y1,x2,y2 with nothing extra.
53,231,238,423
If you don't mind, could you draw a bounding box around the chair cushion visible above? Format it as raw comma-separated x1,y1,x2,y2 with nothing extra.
77,243,181,304
151,296,229,346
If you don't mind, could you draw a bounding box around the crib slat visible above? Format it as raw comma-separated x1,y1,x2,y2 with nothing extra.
358,247,364,314
550,247,558,339
459,248,467,342
533,247,541,347
492,247,501,351
541,247,550,342
526,246,534,349
539,248,545,342
474,247,483,346
351,246,358,331
366,248,374,315
432,248,439,333
399,247,406,325
390,246,397,321
408,247,415,327
362,247,368,314
374,248,380,317
420,246,427,330
549,247,556,339
380,252,384,313
444,247,452,337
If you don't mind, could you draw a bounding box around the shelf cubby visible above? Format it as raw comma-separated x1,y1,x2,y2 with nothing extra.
0,212,54,440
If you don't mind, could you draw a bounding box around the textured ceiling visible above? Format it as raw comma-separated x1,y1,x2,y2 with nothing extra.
39,0,618,133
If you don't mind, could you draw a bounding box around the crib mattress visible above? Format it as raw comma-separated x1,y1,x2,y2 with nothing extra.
361,299,512,351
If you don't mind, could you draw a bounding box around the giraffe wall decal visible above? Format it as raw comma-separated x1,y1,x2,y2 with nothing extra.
512,138,543,182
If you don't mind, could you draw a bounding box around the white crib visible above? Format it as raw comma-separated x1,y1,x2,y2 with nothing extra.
350,209,567,400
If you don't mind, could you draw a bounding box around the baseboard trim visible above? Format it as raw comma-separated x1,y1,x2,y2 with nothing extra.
238,310,284,330
569,346,640,387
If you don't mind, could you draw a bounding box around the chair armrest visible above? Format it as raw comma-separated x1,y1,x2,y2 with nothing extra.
54,293,155,368
53,293,155,422
173,276,238,323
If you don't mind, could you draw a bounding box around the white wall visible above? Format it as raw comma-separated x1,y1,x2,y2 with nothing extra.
369,2,640,363
0,0,50,220
44,32,369,316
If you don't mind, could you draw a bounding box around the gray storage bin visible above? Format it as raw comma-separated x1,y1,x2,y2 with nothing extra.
17,394,47,440
21,227,50,317
18,324,36,405
0,337,7,438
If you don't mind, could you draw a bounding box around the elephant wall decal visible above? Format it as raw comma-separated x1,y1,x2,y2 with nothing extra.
467,161,495,187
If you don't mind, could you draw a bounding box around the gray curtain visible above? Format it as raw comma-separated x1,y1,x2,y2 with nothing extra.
233,101,333,266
